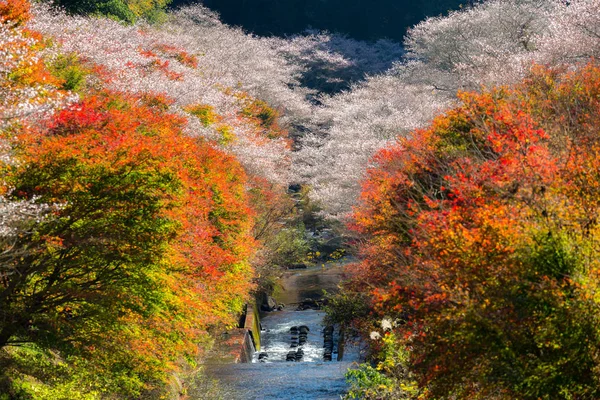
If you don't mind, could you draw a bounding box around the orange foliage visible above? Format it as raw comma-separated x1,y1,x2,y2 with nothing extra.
350,62,600,398
10,89,256,389
137,43,199,81
153,43,199,69
0,0,30,26
0,1,63,123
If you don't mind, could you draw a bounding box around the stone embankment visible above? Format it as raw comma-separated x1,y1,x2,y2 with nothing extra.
207,303,261,364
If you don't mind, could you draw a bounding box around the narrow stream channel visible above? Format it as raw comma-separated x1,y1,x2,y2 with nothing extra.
204,264,363,399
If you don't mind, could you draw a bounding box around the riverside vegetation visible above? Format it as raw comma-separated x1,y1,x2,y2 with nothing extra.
1,0,600,399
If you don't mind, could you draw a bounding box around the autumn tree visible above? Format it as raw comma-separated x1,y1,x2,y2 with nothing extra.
0,90,256,397
346,62,600,399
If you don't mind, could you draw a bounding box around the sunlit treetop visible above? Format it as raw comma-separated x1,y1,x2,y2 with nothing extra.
0,0,30,26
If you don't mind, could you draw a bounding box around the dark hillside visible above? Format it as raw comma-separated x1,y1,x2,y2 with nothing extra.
170,0,469,41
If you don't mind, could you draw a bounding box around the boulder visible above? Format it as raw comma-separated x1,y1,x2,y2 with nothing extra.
266,296,277,310
260,304,272,312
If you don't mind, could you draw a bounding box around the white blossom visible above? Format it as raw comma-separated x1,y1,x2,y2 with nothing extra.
0,195,57,237
381,318,393,332
22,0,600,220
295,0,600,218
30,3,304,185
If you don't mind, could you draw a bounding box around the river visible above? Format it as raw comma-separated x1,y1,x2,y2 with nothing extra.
203,264,364,399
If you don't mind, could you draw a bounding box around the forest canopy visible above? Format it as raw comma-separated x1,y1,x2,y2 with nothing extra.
2,0,600,398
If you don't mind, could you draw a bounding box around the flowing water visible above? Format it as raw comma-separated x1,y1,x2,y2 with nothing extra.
204,264,364,400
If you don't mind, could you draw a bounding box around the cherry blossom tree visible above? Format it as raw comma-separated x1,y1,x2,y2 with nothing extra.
30,3,303,184
537,0,600,64
295,73,449,218
295,0,600,218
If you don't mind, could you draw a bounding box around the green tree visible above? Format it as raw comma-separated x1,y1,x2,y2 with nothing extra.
50,0,171,23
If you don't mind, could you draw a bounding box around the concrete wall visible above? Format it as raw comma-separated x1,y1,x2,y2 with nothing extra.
209,328,255,364
243,303,261,351
206,302,262,364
